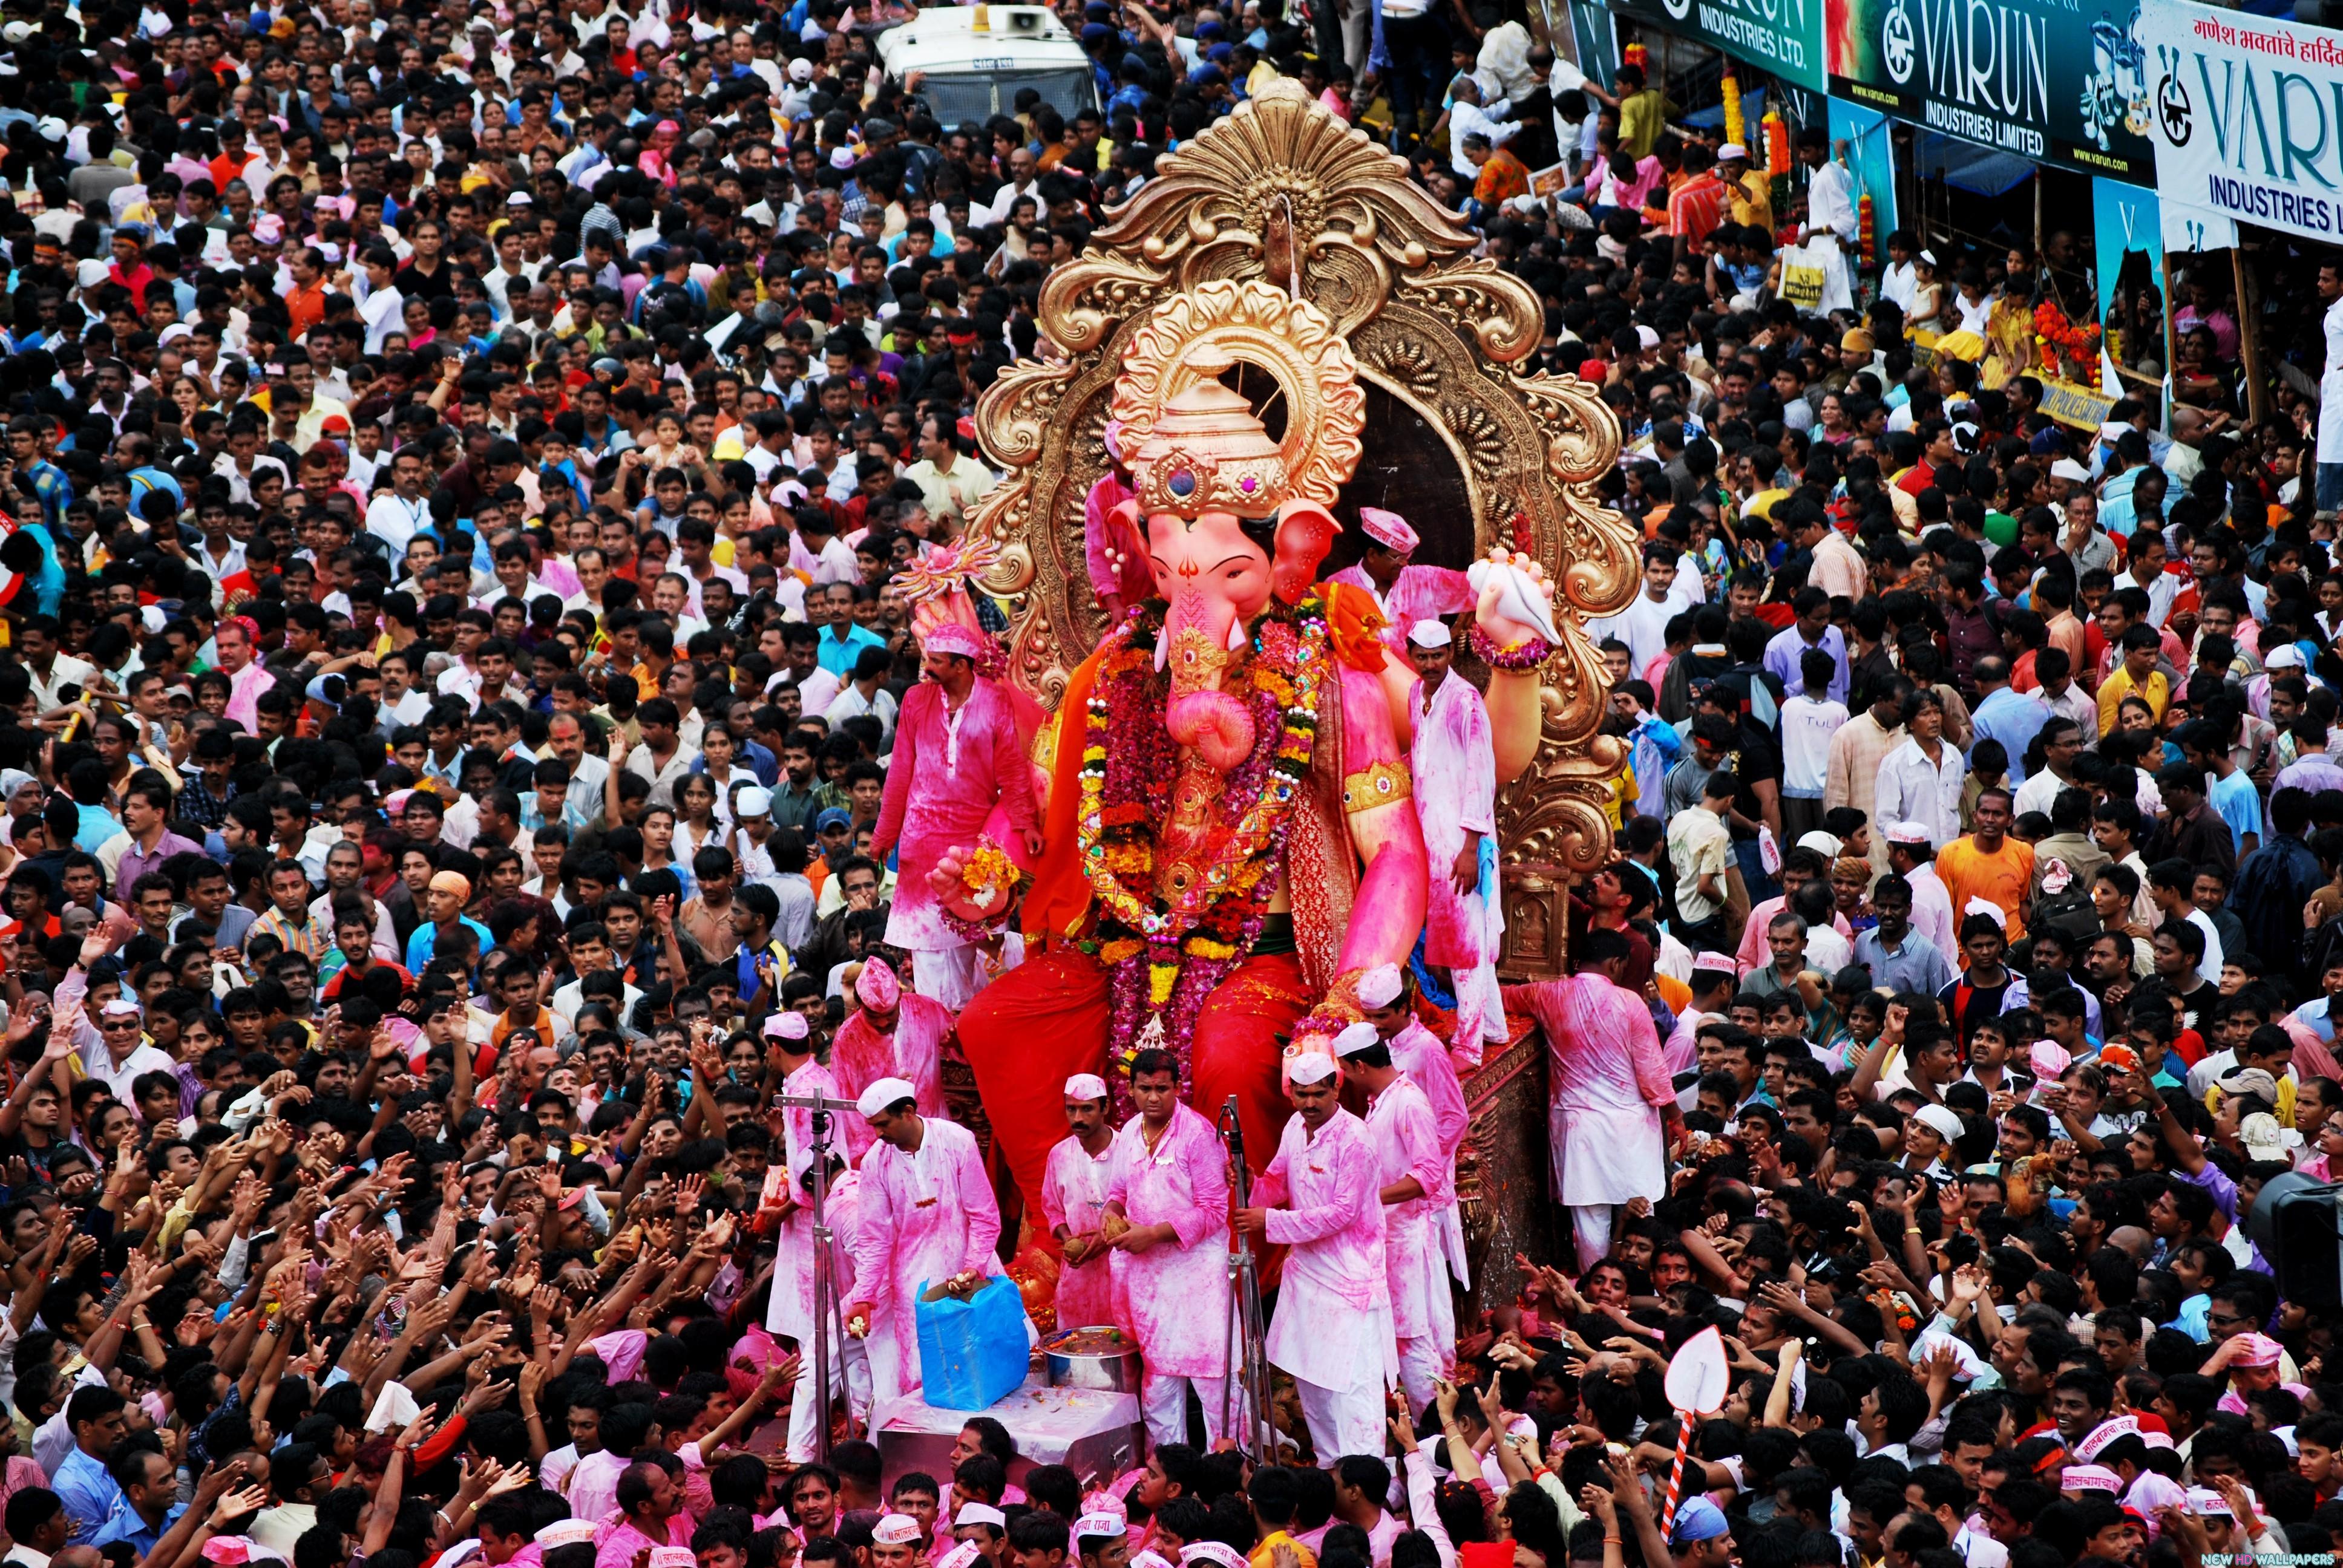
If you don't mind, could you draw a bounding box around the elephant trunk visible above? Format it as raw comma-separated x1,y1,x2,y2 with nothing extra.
1158,609,1257,772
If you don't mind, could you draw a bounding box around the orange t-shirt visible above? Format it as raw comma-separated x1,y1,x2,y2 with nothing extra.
1936,836,2036,942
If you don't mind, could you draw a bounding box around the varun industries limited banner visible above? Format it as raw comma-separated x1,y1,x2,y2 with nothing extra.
1824,0,2156,182
2138,0,2343,244
1612,0,1824,92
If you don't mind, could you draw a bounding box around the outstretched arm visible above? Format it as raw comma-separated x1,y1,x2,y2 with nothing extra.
1337,667,1429,979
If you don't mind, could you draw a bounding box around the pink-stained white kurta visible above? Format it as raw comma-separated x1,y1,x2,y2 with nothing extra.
1387,1019,1471,1287
224,659,277,735
872,678,1040,953
1084,472,1152,606
1363,1074,1449,1342
1410,670,1506,1048
849,1117,1007,1403
1040,1132,1123,1333
779,1166,870,1460
1104,1103,1232,1379
766,1058,853,1341
1254,1106,1397,1394
828,997,954,1164
1506,975,1671,1207
1326,563,1476,656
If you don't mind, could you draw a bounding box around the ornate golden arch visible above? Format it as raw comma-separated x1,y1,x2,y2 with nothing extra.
965,77,1638,976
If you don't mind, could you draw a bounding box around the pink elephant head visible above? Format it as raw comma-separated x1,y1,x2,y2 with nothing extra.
1118,377,1339,773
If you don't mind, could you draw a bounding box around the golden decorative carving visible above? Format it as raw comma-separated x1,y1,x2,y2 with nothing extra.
1340,761,1414,815
967,74,1637,979
1109,280,1365,518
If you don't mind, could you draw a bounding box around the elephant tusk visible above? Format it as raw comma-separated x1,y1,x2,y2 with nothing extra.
1227,616,1250,653
1155,623,1171,671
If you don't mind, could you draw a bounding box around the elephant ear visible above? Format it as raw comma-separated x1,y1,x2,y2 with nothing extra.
1270,498,1337,606
1109,494,1149,542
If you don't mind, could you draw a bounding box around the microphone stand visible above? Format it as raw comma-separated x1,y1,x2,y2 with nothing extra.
1217,1096,1275,1456
775,1088,862,1463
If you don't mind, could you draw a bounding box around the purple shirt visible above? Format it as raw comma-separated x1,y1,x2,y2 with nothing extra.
116,829,206,901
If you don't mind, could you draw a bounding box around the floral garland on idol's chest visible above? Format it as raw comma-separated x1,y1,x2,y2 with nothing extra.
1073,596,1329,1093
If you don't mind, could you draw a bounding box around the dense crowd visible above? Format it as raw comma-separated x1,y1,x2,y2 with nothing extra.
0,7,2329,1568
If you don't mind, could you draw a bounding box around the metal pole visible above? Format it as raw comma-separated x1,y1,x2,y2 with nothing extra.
1217,1097,1275,1457
777,1090,863,1464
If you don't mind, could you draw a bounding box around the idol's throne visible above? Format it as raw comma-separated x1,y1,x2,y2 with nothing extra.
961,78,1638,1306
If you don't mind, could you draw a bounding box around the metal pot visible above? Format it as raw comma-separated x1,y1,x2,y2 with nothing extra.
1040,1327,1142,1392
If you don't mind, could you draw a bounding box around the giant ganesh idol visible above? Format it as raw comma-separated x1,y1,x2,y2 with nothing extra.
950,277,1565,1223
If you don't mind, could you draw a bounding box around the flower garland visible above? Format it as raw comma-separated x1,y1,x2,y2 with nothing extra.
1466,623,1557,670
937,837,1029,945
1078,596,1331,1084
2032,301,2102,381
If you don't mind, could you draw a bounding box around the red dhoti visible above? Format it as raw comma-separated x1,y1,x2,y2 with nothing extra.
958,947,1316,1227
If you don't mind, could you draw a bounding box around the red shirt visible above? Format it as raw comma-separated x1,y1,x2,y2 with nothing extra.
1668,173,1729,256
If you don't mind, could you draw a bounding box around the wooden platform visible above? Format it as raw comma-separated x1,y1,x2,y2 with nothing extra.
1456,1012,1560,1313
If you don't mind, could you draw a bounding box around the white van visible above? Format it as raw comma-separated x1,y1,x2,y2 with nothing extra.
874,4,1101,127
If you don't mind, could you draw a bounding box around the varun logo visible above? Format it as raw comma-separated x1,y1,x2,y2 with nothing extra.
2155,44,2191,147
1662,0,1692,22
1883,0,1916,85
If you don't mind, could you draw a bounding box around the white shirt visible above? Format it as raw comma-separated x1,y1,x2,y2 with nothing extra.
2321,294,2343,465
1587,587,1691,676
28,653,94,711
1880,259,1919,312
2112,567,2180,630
367,491,428,555
359,283,405,354
778,664,842,714
1873,736,1967,852
1780,694,1847,797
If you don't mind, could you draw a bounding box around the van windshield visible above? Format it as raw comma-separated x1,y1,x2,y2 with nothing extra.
915,67,1095,125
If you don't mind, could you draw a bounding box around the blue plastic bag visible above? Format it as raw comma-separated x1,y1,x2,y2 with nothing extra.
914,1276,1029,1411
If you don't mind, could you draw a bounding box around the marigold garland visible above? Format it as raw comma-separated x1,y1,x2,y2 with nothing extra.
2031,301,2102,380
1074,595,1332,1105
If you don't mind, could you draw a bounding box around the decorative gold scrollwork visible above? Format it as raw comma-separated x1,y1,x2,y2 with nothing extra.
967,75,1637,979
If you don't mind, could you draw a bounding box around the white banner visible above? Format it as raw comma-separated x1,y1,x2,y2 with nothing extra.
2139,0,2343,244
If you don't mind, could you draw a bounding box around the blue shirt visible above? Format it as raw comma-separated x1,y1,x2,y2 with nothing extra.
2208,769,2264,851
53,1445,122,1544
91,1499,185,1556
20,523,67,616
405,915,496,974
1761,622,1849,705
1970,686,2050,784
23,460,70,531
815,622,886,678
74,803,120,854
2099,467,2142,535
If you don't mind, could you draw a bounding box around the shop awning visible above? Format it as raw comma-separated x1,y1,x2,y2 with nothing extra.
1913,132,2036,198
1680,87,1766,133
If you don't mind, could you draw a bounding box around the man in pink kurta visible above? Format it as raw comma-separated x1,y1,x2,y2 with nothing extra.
592,1463,687,1568
1083,468,1151,616
217,618,276,734
1504,930,1680,1272
1359,962,1471,1292
759,1013,870,1460
1103,1049,1233,1446
1323,507,1475,659
1340,1026,1452,1417
1406,619,1506,1055
871,622,1042,1010
1040,1073,1122,1336
847,1079,1009,1405
1239,1048,1394,1462
828,958,952,1165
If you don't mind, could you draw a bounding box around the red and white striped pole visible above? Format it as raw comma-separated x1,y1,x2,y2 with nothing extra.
1659,1416,1694,1538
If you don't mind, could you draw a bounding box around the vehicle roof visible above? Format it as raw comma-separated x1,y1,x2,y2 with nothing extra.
874,5,1089,72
